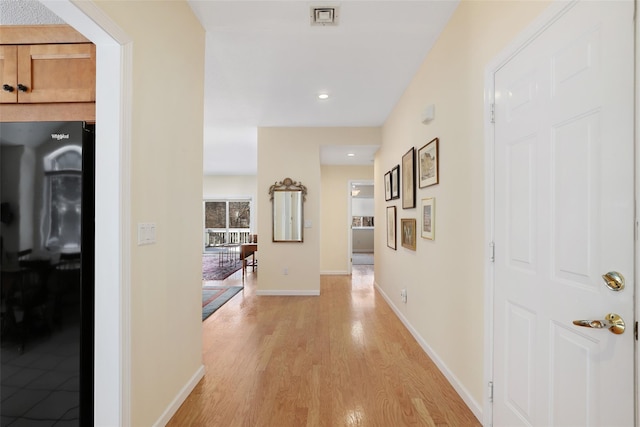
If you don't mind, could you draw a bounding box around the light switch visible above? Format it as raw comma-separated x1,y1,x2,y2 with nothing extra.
148,224,156,243
137,222,157,245
304,220,312,228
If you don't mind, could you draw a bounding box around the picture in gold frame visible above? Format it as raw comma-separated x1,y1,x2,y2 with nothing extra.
401,218,416,250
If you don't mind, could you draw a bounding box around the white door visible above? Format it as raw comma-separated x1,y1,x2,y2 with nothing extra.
492,1,635,426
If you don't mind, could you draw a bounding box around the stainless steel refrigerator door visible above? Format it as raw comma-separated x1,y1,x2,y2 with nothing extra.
1,121,94,426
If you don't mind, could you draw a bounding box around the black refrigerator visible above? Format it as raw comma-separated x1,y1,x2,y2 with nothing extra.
0,121,94,426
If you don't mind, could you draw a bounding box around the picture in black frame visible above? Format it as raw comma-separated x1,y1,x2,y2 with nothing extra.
386,206,397,250
418,137,439,188
391,165,400,200
384,171,392,201
402,147,415,209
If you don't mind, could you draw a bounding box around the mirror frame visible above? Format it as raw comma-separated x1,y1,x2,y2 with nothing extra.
269,177,307,243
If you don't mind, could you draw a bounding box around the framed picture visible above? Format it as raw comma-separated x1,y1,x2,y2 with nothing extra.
390,165,400,200
384,171,392,201
386,206,396,250
352,216,363,227
418,137,439,188
402,147,415,209
421,197,435,240
401,218,416,250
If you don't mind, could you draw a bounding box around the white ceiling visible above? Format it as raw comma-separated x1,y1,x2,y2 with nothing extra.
0,0,64,25
188,1,459,175
1,0,460,176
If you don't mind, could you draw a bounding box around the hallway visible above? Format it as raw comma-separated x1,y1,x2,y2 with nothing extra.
168,266,479,426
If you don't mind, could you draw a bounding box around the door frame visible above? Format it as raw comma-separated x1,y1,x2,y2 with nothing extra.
347,180,354,275
482,1,638,426
40,1,132,425
347,179,374,275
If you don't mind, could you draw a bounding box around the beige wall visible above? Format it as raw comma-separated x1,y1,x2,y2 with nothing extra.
93,2,205,425
203,175,256,199
320,165,374,273
375,0,550,410
258,128,380,293
352,228,374,253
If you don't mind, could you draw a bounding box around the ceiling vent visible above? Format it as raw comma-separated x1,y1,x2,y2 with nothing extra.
310,6,339,26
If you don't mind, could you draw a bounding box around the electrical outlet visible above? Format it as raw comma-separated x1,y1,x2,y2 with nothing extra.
283,267,289,275
401,288,407,303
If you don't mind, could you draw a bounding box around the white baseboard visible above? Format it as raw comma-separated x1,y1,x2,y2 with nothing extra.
374,281,483,422
153,365,205,427
320,270,349,275
255,290,321,296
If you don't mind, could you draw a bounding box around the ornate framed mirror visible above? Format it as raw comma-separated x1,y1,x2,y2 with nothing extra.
269,178,307,242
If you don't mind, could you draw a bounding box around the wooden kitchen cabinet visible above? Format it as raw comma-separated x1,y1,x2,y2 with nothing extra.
1,42,95,104
0,25,95,122
0,45,17,103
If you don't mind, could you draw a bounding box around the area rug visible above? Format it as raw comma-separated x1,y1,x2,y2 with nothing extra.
202,285,242,321
202,254,243,281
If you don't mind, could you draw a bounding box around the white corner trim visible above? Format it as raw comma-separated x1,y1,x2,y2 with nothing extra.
255,290,321,296
374,281,483,422
118,41,134,427
320,270,350,275
41,0,131,45
70,0,132,44
152,365,205,427
636,7,640,425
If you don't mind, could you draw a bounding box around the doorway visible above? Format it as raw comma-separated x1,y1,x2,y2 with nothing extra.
349,181,374,272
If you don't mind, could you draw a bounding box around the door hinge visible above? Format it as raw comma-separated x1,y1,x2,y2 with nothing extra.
490,103,495,123
634,203,637,241
488,381,494,402
635,321,638,341
489,242,495,262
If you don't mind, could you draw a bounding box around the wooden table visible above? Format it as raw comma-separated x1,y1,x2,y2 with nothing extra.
240,243,257,279
217,243,239,266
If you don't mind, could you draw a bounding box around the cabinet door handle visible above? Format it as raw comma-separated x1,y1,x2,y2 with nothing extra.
17,84,28,92
2,84,14,92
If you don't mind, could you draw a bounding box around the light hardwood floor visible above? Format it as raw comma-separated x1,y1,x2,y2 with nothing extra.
168,266,480,426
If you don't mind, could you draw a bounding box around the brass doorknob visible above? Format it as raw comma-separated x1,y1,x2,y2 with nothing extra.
573,313,625,335
602,271,624,291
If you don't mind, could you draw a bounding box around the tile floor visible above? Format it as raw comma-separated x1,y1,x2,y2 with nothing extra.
352,252,374,265
1,321,80,426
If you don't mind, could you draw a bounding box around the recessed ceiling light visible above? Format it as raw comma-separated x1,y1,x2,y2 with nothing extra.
318,93,329,100
347,153,355,157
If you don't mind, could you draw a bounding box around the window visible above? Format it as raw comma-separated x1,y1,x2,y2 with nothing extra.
44,147,82,251
204,199,251,247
